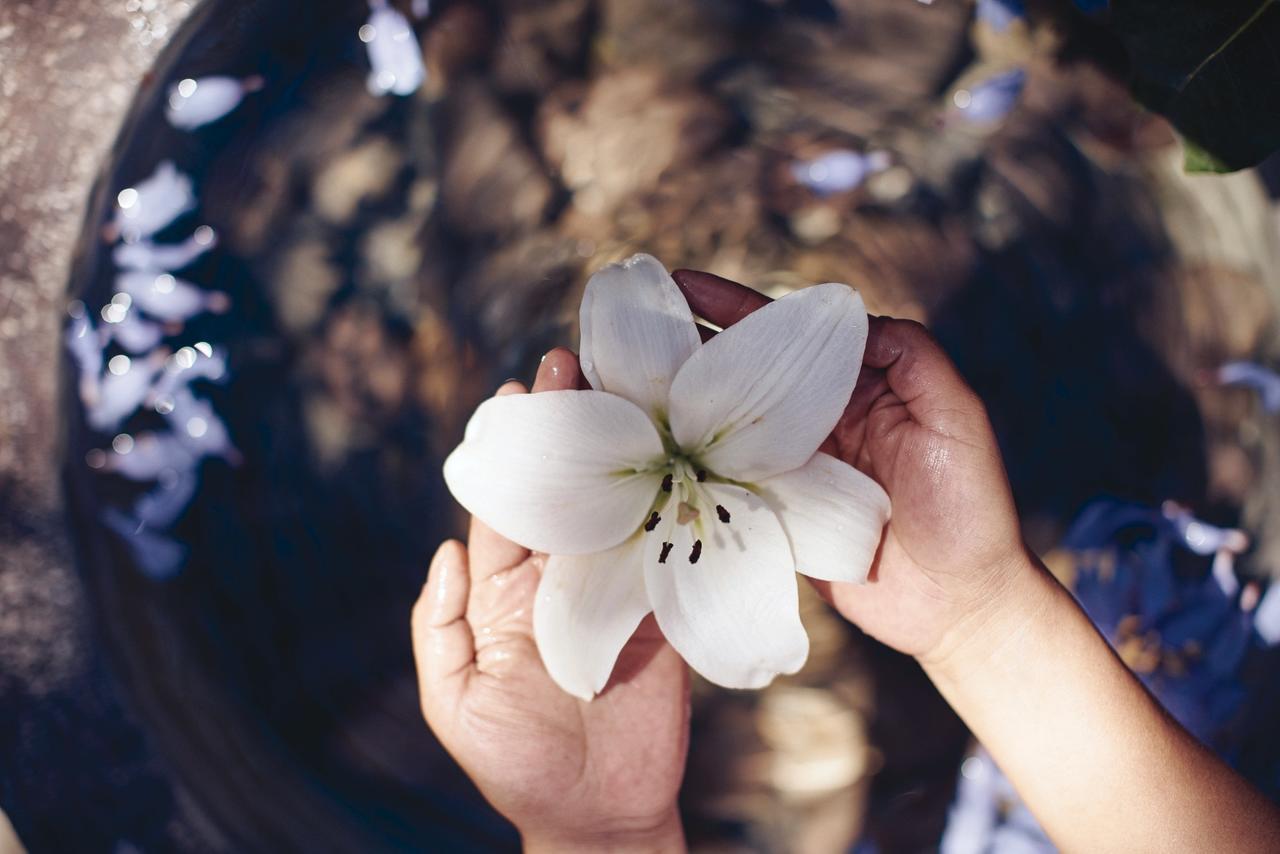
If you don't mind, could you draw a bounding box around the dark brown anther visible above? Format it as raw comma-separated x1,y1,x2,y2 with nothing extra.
661,473,673,492
658,542,673,564
696,469,707,482
715,504,731,524
644,511,661,532
689,539,703,564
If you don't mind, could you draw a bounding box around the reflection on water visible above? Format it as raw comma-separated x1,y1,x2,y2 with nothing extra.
57,0,1280,850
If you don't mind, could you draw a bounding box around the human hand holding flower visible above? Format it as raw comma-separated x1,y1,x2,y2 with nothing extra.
412,351,689,853
673,269,1026,664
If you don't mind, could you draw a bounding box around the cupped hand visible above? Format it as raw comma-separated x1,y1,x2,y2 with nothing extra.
673,270,1028,663
412,349,689,853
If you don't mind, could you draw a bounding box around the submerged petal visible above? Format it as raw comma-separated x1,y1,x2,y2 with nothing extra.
644,483,808,689
579,253,701,417
534,536,651,700
669,283,868,482
444,390,664,555
756,453,890,583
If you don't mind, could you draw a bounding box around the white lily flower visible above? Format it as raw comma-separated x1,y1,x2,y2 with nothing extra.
444,254,890,699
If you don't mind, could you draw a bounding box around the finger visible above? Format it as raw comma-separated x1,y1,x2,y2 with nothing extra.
862,317,987,437
412,540,474,726
533,346,586,392
671,268,772,330
468,380,531,575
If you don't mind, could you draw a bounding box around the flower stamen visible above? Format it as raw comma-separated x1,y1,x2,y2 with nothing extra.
661,473,674,492
658,541,673,563
689,539,703,564
676,501,700,525
715,504,731,524
644,511,661,532
696,469,707,482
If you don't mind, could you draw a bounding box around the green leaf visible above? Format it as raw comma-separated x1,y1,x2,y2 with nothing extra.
1182,138,1233,173
1111,1,1280,172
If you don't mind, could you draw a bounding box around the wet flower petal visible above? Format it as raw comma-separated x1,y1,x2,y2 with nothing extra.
113,160,196,241
756,452,890,583
669,283,868,482
165,76,254,130
534,535,651,700
579,253,701,418
444,389,665,555
644,482,808,689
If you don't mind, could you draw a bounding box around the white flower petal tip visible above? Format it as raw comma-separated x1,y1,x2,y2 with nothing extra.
669,282,869,482
757,453,890,585
579,252,700,417
643,483,810,690
534,537,650,701
443,389,665,555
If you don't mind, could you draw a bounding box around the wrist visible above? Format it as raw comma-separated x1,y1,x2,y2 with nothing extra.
917,549,1061,687
522,808,685,854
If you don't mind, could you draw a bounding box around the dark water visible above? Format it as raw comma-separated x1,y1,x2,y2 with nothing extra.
54,0,1280,850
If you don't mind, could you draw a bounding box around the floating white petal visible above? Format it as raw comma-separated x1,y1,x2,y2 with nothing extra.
165,76,250,130
88,353,166,432
669,283,867,482
113,161,196,241
756,452,890,583
104,308,165,354
105,431,196,481
644,482,809,689
112,230,217,272
364,3,426,97
101,507,187,579
134,469,199,528
115,271,227,322
444,390,664,555
579,253,701,418
534,536,651,700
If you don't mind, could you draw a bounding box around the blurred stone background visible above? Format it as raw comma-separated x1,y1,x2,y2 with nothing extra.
4,0,1280,851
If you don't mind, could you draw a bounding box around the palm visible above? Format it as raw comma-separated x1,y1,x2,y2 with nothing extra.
413,353,689,844
450,550,688,836
820,353,1024,655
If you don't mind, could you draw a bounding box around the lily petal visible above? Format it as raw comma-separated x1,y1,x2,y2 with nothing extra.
534,536,651,700
668,283,868,482
444,390,664,555
580,253,701,417
756,452,890,583
644,482,809,689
